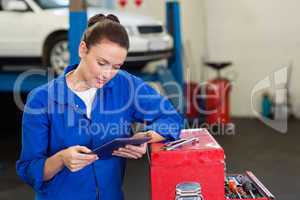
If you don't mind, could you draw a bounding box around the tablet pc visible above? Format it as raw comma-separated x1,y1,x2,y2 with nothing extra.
91,137,151,159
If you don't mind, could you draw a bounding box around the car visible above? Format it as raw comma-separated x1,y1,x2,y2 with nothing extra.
0,0,173,74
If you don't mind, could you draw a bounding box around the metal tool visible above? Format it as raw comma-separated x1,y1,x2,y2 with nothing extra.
246,171,275,199
164,137,199,151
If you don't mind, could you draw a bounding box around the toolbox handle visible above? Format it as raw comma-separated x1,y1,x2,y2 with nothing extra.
246,171,275,199
163,137,199,151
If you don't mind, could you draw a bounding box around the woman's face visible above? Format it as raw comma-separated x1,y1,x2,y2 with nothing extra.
79,39,127,88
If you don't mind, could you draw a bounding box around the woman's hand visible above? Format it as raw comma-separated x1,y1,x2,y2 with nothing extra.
112,143,147,159
59,145,98,172
112,132,150,159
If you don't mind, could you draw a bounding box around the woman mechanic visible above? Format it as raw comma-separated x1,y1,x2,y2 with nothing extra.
16,14,183,200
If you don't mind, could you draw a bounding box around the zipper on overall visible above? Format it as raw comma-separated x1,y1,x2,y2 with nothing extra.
92,163,100,200
86,115,100,200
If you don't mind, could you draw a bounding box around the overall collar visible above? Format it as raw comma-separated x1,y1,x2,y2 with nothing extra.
49,64,117,108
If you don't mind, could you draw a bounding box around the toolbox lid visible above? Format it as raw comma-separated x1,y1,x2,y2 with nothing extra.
151,128,223,152
150,129,224,166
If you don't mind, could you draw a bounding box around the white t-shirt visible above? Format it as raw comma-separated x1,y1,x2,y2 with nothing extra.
72,87,97,119
66,70,97,119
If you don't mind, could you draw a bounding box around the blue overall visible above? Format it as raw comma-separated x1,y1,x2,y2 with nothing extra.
16,64,183,200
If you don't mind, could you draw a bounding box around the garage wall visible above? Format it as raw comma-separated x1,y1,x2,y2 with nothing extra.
116,0,300,117
205,0,300,117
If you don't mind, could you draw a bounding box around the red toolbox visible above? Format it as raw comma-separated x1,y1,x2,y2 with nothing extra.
150,129,275,200
150,129,225,200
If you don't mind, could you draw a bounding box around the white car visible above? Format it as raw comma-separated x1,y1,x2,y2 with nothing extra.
0,0,173,74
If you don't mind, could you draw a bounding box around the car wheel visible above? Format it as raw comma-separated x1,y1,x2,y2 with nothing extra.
44,34,69,75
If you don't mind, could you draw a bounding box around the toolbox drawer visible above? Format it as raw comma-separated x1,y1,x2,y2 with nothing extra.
225,171,275,200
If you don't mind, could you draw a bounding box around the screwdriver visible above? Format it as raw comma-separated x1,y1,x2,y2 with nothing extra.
238,175,256,198
228,179,242,199
242,180,255,198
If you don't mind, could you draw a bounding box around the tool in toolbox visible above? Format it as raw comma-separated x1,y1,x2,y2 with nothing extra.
228,179,242,199
225,172,275,200
234,174,256,198
242,179,255,198
175,182,204,200
246,171,275,199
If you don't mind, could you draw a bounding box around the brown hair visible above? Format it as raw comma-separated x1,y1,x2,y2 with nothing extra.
82,14,129,50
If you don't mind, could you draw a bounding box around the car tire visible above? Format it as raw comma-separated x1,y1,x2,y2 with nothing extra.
43,33,69,75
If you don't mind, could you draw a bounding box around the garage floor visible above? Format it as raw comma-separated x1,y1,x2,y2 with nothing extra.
0,93,299,200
